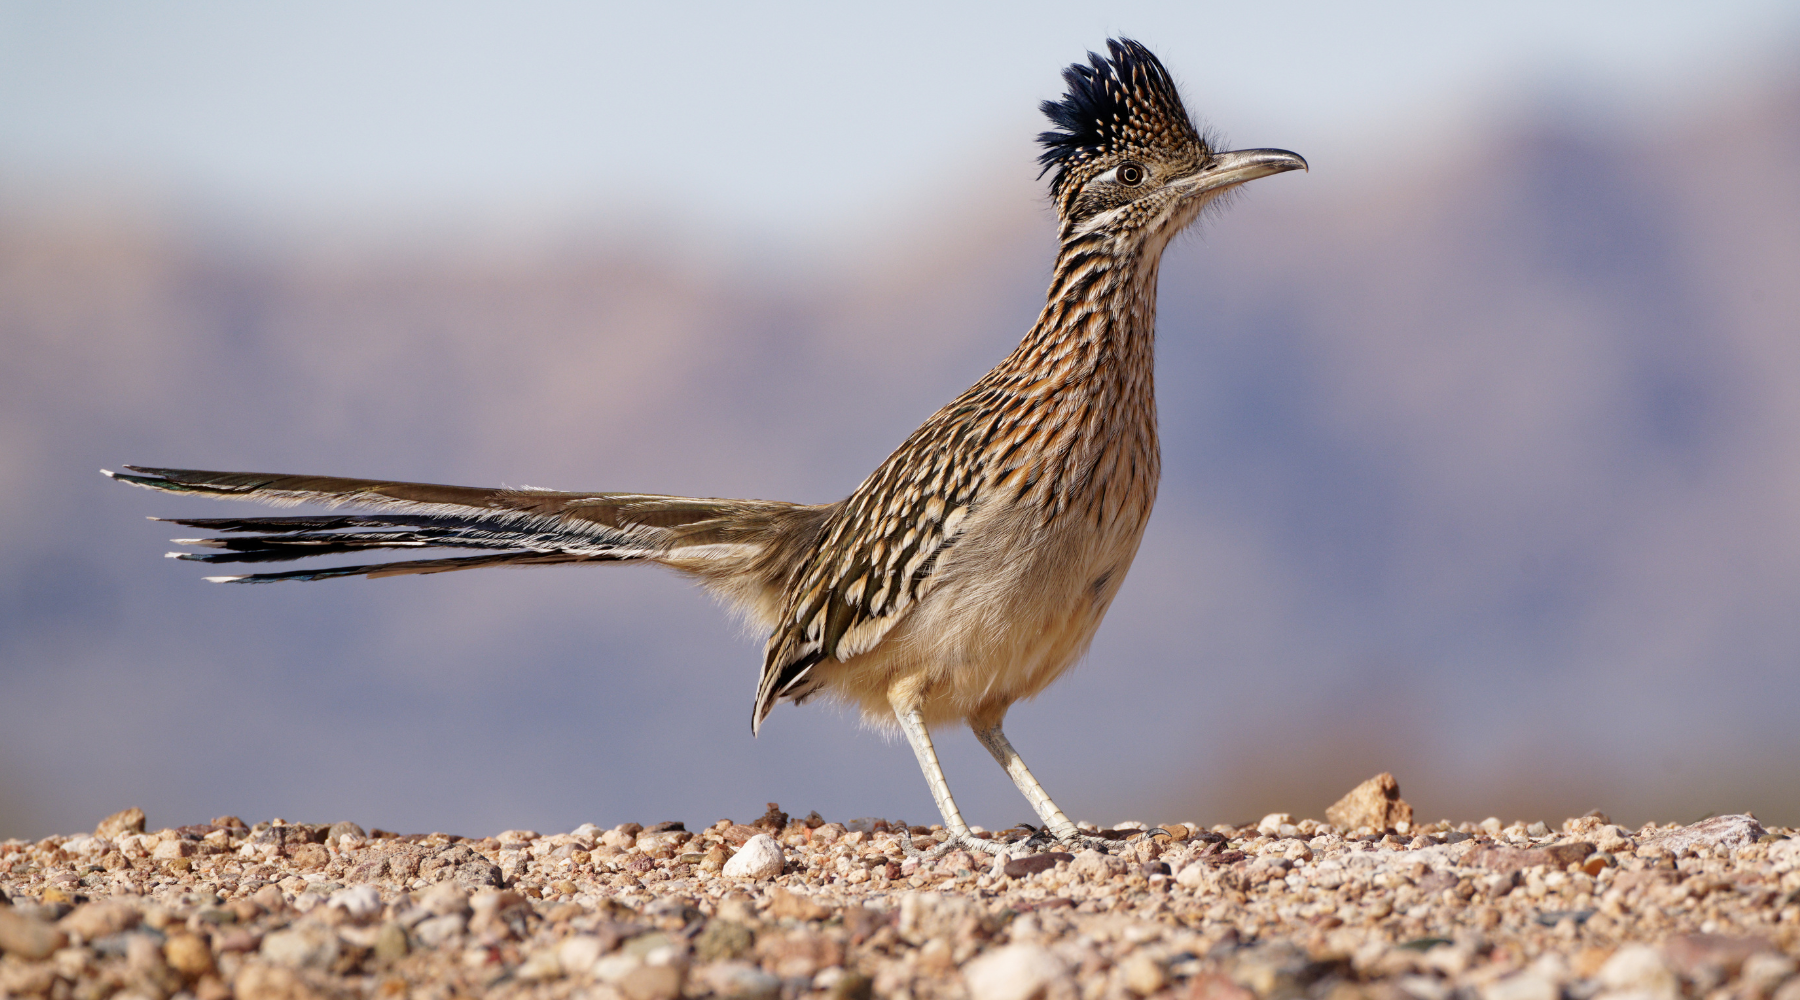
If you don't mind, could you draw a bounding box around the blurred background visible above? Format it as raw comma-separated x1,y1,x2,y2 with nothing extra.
3,0,1798,841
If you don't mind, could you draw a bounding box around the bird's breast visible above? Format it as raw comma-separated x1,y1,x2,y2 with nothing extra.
909,385,1158,684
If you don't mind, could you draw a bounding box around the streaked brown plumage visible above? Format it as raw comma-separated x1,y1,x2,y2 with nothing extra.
107,39,1304,854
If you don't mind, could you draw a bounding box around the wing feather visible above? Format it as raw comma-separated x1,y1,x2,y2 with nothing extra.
750,411,987,730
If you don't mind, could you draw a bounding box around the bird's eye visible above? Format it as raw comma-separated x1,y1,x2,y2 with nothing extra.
1117,162,1145,186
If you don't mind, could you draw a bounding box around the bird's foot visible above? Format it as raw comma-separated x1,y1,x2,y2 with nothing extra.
1013,823,1105,854
1054,834,1117,853
1022,825,1170,854
898,829,1011,860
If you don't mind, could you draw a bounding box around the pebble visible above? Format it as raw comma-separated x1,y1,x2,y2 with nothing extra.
1639,814,1768,856
152,838,196,860
765,886,829,921
1070,848,1127,878
516,947,563,981
1661,932,1776,984
1741,954,1799,996
61,836,102,857
259,923,342,970
694,919,755,962
1175,861,1208,888
1004,852,1071,878
619,962,685,1000
1121,951,1167,994
0,909,68,960
373,921,408,962
1598,944,1680,1000
594,952,644,982
721,834,784,879
695,960,781,999
327,820,366,842
94,807,146,839
556,933,603,972
58,900,139,940
233,961,310,1000
1467,842,1594,873
286,843,329,869
1483,967,1559,1000
1,802,1795,1000
962,943,1072,1000
411,913,466,948
163,931,215,977
418,881,471,915
328,884,382,920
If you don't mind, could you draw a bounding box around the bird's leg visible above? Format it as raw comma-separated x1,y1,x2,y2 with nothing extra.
889,696,1008,859
972,718,1113,853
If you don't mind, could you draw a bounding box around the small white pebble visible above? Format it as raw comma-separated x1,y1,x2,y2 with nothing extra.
722,834,785,879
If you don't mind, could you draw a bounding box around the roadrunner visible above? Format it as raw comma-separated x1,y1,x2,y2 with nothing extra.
107,39,1304,856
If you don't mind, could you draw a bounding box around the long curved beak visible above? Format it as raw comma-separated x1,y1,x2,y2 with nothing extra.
1185,148,1308,195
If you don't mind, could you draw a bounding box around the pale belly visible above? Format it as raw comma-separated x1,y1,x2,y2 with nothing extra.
815,491,1151,730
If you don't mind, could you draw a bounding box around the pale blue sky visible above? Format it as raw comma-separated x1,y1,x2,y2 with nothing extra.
2,1,1795,239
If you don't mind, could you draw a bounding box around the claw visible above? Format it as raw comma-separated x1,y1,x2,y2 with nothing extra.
1019,824,1057,850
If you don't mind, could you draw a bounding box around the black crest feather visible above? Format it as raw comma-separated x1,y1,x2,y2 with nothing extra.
1037,38,1203,200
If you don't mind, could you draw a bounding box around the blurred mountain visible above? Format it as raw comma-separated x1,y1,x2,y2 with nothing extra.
2,69,1797,839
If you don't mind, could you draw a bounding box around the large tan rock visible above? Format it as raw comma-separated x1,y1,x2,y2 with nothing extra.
1325,772,1413,832
95,807,146,839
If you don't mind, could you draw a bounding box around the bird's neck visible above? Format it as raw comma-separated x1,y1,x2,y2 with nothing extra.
998,234,1161,401
943,232,1166,525
962,233,1161,523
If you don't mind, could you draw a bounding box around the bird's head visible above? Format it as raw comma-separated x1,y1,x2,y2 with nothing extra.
1038,38,1306,248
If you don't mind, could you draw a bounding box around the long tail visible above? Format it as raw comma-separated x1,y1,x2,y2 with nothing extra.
104,466,825,600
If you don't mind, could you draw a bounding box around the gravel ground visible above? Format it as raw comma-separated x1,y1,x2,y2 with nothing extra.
2,783,1796,1000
